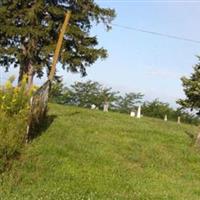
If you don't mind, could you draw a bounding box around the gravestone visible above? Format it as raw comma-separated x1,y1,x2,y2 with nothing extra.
177,116,181,124
91,104,96,110
103,102,109,112
136,106,141,119
164,115,168,122
130,111,135,117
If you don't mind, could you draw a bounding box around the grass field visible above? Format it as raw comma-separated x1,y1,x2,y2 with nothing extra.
0,104,200,200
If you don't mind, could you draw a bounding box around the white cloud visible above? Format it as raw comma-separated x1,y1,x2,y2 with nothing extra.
145,66,182,79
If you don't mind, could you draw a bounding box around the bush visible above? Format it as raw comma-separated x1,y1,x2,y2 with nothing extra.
0,76,31,172
142,99,200,125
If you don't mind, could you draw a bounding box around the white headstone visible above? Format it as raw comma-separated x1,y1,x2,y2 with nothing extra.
103,102,109,112
164,115,168,122
177,116,181,124
130,111,135,117
91,104,96,110
136,106,141,119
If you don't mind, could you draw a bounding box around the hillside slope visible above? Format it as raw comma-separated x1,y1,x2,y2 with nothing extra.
1,104,200,200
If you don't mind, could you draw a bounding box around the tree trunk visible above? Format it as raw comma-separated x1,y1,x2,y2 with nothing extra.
18,65,25,85
27,63,34,91
18,61,34,91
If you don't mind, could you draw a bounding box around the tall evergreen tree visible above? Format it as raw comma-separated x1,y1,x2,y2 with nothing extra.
0,0,115,87
177,57,200,116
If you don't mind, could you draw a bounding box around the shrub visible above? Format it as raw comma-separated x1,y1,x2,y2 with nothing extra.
0,76,31,172
0,76,30,115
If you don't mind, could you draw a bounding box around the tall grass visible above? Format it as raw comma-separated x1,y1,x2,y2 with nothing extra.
1,104,199,199
0,76,31,172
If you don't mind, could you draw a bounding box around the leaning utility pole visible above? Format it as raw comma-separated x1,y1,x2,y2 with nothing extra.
49,11,71,81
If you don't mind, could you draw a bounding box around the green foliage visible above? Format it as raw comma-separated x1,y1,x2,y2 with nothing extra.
49,80,198,124
69,81,103,108
143,99,200,125
177,56,200,115
115,92,144,113
69,81,119,108
54,80,119,109
0,76,30,115
49,80,144,111
142,99,174,119
1,104,200,199
0,112,27,172
176,109,200,125
0,0,116,82
0,76,31,172
47,80,68,104
49,80,70,104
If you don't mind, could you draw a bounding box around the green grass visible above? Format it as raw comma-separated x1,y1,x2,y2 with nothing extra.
1,104,200,200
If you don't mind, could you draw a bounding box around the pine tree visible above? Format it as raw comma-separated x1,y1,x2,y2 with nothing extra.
0,0,115,87
177,57,200,115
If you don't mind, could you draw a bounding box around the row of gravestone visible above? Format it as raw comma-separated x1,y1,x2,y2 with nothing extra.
91,104,141,118
163,115,181,124
91,104,200,150
91,103,109,112
91,104,182,124
131,108,181,124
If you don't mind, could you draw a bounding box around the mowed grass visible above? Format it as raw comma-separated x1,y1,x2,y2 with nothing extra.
1,104,200,200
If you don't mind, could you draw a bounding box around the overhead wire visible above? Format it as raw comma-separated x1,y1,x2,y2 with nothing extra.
112,23,200,44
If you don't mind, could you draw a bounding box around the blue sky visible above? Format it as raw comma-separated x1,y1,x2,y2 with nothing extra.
1,1,200,107
65,0,200,107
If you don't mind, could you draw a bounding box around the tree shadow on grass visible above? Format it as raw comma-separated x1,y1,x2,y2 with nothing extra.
67,111,81,116
29,114,57,141
59,111,81,118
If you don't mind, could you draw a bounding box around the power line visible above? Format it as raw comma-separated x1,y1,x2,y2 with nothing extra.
112,23,200,44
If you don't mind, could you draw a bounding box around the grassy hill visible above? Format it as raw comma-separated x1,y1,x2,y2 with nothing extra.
1,104,200,200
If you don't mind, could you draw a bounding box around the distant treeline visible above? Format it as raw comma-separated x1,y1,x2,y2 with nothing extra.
49,80,200,125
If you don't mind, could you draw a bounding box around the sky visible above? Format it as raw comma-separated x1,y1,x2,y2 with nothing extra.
1,0,200,107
